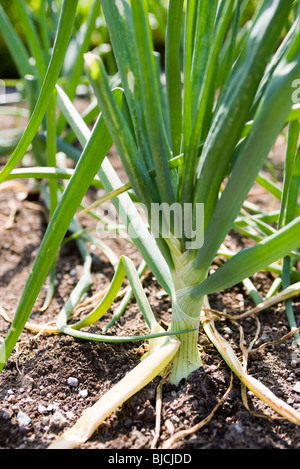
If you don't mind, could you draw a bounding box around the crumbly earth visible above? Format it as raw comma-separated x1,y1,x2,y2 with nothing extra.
0,120,299,450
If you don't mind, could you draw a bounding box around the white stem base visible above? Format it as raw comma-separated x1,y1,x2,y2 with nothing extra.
169,296,203,385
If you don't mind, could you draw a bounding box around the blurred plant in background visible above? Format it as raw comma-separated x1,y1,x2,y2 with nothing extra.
0,0,170,79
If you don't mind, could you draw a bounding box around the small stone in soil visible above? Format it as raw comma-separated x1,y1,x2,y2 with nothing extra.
292,381,300,393
0,410,11,419
156,291,168,300
50,410,68,429
79,389,88,398
17,411,31,426
67,377,78,388
38,404,47,414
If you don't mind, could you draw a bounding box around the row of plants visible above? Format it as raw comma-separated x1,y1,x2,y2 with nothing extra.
0,0,299,449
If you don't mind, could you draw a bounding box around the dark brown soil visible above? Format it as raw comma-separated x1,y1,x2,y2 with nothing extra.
0,129,300,450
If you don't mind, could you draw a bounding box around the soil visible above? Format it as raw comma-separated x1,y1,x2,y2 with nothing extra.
0,106,300,451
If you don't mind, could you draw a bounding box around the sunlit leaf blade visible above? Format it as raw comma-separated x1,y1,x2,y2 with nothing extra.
84,52,158,210
181,0,233,206
131,0,175,205
165,0,184,157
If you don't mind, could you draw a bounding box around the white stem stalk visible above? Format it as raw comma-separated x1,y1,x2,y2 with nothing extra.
169,290,203,385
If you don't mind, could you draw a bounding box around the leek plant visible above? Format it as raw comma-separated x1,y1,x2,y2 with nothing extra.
0,0,300,449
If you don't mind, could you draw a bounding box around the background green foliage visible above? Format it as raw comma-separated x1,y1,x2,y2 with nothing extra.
0,0,25,77
1,0,267,79
0,0,102,77
0,0,170,78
